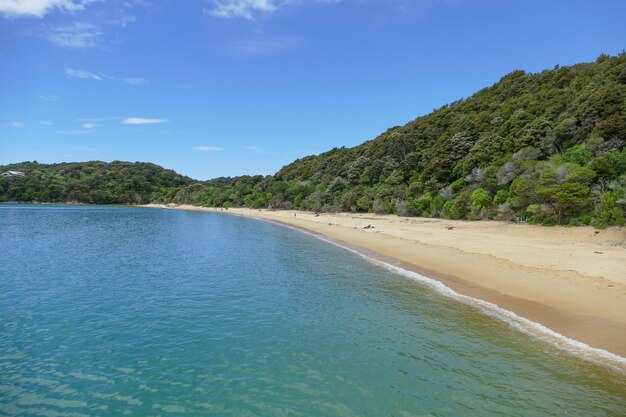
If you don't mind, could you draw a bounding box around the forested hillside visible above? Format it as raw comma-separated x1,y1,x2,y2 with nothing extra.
0,161,193,204
162,54,626,227
2,54,625,226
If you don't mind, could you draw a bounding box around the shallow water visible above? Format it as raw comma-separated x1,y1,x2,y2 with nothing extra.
1,205,625,416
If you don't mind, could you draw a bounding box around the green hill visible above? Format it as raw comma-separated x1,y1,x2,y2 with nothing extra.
167,53,626,227
2,54,625,226
0,161,194,204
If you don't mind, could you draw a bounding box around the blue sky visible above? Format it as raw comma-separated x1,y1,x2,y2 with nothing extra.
1,0,625,180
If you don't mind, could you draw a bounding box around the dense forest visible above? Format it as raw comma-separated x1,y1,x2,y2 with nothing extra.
2,54,625,227
0,161,193,204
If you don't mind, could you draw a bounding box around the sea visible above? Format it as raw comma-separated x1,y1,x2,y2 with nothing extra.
1,205,624,416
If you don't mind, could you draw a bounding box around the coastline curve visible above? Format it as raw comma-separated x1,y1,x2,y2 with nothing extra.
230,211,626,374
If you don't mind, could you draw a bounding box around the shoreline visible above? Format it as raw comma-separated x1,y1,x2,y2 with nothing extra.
142,204,626,370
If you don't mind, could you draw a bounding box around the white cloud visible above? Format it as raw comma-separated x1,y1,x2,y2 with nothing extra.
82,122,97,129
40,121,53,125
1,121,23,128
195,146,222,152
205,0,340,20
111,10,135,27
65,68,147,85
65,67,105,80
0,0,92,18
122,117,168,125
206,0,276,19
27,4,141,47
122,77,148,85
45,22,102,49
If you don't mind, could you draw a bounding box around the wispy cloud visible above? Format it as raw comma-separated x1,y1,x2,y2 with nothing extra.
65,68,105,80
122,117,168,125
65,68,148,85
30,3,143,48
121,77,148,85
205,0,340,20
82,122,97,129
0,0,94,19
110,10,136,27
1,121,23,128
195,146,222,152
206,0,277,20
44,22,103,49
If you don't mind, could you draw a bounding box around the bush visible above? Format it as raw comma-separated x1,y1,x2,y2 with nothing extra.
493,189,509,206
596,192,625,227
471,188,491,211
444,194,470,219
542,218,557,227
568,215,593,226
560,145,592,166
407,192,433,216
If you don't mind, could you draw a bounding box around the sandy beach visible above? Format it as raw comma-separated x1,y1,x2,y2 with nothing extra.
144,204,626,361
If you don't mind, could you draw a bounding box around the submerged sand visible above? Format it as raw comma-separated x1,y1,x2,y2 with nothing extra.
143,204,626,361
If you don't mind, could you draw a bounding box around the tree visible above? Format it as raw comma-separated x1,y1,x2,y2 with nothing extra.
444,193,470,219
534,164,594,222
597,192,625,227
471,188,491,211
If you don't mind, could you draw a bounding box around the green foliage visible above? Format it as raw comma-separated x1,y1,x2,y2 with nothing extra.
0,161,193,204
471,188,491,211
569,215,593,226
596,192,625,227
443,193,470,219
493,189,509,206
404,192,433,217
2,54,625,228
559,145,592,166
429,195,445,217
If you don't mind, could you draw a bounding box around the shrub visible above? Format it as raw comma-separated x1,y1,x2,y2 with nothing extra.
471,188,491,211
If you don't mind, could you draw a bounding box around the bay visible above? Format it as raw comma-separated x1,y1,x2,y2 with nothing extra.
0,205,624,416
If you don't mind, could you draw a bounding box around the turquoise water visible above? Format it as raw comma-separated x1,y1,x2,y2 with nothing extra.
0,206,625,416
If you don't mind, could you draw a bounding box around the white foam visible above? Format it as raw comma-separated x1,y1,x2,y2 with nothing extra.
257,218,626,373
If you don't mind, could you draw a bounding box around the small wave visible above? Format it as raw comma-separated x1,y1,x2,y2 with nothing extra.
255,217,626,373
